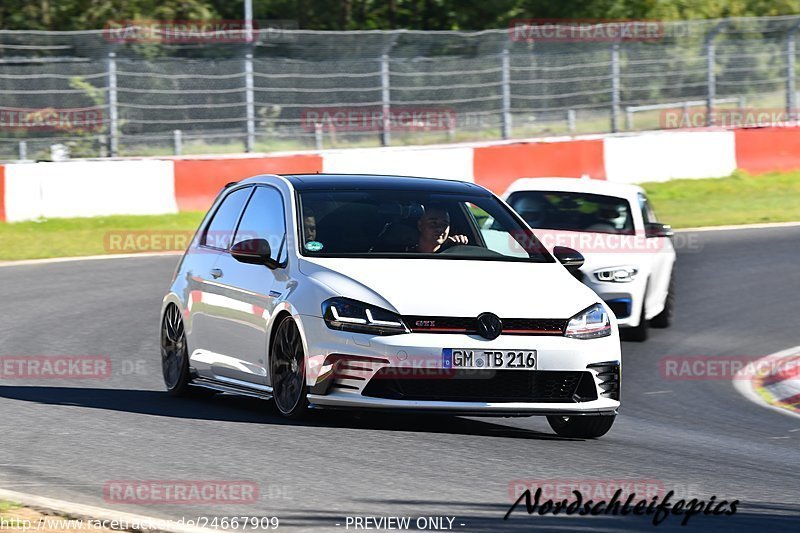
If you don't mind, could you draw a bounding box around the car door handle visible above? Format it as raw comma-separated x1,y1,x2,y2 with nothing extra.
210,268,223,279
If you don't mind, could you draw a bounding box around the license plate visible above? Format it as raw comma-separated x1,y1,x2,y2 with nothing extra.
442,349,537,369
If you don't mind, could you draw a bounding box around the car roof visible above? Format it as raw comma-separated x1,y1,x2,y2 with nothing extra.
503,177,645,199
241,173,491,195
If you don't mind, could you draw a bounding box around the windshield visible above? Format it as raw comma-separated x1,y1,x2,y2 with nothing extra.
297,190,553,263
507,191,635,235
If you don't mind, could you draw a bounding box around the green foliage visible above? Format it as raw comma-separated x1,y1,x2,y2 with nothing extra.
3,0,800,31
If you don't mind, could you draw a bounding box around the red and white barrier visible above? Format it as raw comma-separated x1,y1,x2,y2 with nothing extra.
172,153,322,211
321,145,474,182
2,160,176,222
1,127,798,222
603,131,737,183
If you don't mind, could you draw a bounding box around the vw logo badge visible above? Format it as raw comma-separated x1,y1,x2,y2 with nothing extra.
476,312,503,340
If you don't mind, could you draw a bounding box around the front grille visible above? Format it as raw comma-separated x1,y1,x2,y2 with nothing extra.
404,316,567,335
362,369,597,403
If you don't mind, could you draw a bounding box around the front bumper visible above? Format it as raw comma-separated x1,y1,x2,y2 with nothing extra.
579,274,646,329
299,315,621,415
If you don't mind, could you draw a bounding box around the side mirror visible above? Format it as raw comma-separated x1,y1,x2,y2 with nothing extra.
230,239,280,269
553,246,584,272
645,222,674,238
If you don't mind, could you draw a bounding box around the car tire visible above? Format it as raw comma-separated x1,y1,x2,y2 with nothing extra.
270,315,310,419
651,271,675,329
161,303,215,397
547,415,616,439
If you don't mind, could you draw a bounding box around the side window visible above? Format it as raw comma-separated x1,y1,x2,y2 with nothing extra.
202,187,252,249
232,186,287,263
638,193,657,224
469,202,530,259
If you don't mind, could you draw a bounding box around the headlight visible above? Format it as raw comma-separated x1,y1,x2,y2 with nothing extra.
593,266,638,283
322,297,408,336
565,303,611,339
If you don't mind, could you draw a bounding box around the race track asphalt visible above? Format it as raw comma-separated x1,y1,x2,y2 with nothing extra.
1,226,799,532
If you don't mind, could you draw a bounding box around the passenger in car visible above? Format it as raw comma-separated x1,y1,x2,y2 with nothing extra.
303,208,317,244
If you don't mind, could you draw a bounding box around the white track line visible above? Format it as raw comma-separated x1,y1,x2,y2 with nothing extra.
732,345,800,420
0,251,182,268
0,488,219,533
678,221,800,232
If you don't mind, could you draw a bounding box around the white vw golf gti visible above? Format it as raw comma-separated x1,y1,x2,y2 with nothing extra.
161,174,621,438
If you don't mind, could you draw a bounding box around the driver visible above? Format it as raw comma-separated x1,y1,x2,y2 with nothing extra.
407,203,468,253
513,195,547,228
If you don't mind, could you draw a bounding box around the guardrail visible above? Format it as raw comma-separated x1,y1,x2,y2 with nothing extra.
625,97,745,130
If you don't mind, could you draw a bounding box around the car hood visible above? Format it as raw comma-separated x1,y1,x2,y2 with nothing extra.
298,257,598,318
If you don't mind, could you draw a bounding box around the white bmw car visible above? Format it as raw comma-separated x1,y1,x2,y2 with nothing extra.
503,178,676,342
161,174,621,438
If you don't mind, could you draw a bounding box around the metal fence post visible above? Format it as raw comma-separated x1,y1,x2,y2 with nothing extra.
108,52,119,157
377,33,401,147
173,129,182,155
245,53,255,152
18,141,27,160
567,109,576,133
786,24,800,120
501,46,512,139
611,43,620,133
314,122,323,150
705,23,727,126
380,53,391,146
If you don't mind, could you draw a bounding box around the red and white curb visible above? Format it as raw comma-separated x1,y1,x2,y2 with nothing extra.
0,488,220,533
733,345,800,419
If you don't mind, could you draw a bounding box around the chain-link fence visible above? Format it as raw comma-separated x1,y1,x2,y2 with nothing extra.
2,16,800,160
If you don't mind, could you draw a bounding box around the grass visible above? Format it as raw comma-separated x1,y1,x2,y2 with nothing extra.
0,500,23,527
0,501,21,513
0,212,205,261
641,170,800,228
0,170,798,261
